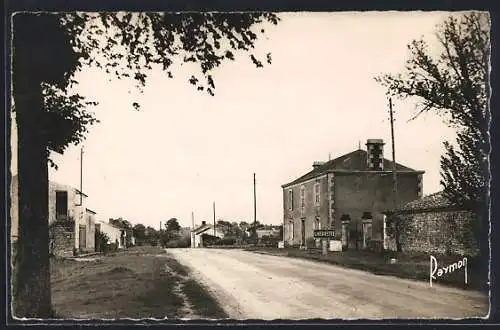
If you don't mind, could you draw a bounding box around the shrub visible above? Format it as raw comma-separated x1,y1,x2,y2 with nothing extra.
366,239,384,253
95,229,110,253
107,242,118,252
150,239,158,247
219,237,236,246
305,237,316,248
166,236,191,248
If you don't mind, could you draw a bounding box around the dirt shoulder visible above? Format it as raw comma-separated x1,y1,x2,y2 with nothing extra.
50,246,227,319
244,247,488,292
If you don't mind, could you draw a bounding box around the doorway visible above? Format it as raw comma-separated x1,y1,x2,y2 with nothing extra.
79,225,86,251
301,218,305,246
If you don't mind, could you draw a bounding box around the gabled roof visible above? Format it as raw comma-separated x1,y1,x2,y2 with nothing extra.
282,149,422,188
191,224,223,235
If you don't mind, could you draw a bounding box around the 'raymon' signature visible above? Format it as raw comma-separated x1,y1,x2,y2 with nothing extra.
430,255,468,287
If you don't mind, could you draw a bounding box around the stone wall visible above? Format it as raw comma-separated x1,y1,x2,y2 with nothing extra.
50,223,74,258
399,209,479,257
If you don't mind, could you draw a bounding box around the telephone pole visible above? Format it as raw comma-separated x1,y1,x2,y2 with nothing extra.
389,97,398,209
389,97,401,252
213,202,216,236
253,173,257,237
191,211,195,248
80,147,84,205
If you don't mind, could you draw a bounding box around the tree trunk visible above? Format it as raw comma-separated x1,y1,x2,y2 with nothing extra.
12,78,52,318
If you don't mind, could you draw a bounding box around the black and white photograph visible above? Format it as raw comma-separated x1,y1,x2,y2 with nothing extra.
7,8,492,322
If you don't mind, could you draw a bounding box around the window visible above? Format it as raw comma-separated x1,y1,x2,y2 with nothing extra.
313,217,321,230
314,183,320,205
55,191,68,220
288,190,294,210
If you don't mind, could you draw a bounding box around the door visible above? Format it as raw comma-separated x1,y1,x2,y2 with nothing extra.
301,218,306,246
79,225,86,251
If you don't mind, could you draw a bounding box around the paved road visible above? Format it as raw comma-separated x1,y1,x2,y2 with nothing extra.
167,248,489,320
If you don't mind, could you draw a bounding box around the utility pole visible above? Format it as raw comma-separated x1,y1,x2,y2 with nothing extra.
213,202,216,236
389,97,398,209
253,173,257,237
389,97,400,252
191,211,195,248
80,146,84,205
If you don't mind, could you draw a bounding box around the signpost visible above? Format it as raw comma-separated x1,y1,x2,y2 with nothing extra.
313,230,335,238
314,230,335,255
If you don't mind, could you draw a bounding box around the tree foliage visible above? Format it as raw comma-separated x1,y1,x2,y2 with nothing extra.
15,12,280,164
132,223,146,240
165,218,181,233
376,12,490,215
49,12,278,154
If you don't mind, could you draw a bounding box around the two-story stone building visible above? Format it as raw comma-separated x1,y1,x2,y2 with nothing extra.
281,139,424,250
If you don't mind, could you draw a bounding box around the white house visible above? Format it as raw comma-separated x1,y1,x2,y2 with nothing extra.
95,220,124,249
191,221,225,248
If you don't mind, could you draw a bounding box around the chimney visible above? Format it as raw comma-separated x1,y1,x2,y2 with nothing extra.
312,161,325,169
201,221,206,225
365,139,385,170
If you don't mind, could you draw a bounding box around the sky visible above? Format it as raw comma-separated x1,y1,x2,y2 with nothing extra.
10,11,464,230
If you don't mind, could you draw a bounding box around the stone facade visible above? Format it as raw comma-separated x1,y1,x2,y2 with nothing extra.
49,223,75,258
334,172,422,249
282,139,424,249
283,174,330,246
395,192,479,257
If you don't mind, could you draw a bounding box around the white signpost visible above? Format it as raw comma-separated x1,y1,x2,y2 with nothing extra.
314,230,335,255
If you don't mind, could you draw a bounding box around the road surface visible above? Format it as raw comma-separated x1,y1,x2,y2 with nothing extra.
167,248,489,320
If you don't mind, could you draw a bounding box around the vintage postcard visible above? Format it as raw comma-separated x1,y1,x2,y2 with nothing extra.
8,9,491,322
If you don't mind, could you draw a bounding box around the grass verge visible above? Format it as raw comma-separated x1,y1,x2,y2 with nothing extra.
48,246,225,319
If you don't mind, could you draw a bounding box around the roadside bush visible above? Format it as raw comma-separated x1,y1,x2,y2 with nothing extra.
306,237,316,248
366,239,384,253
107,242,118,252
95,230,110,253
201,233,221,246
217,237,236,246
166,236,191,248
150,239,158,247
261,235,281,247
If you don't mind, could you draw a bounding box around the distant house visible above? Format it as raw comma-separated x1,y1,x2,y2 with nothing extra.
255,227,280,239
10,174,96,256
191,221,225,248
281,139,424,250
108,218,134,248
95,220,124,249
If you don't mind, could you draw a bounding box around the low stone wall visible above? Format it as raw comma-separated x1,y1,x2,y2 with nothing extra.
399,209,479,257
50,224,74,258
